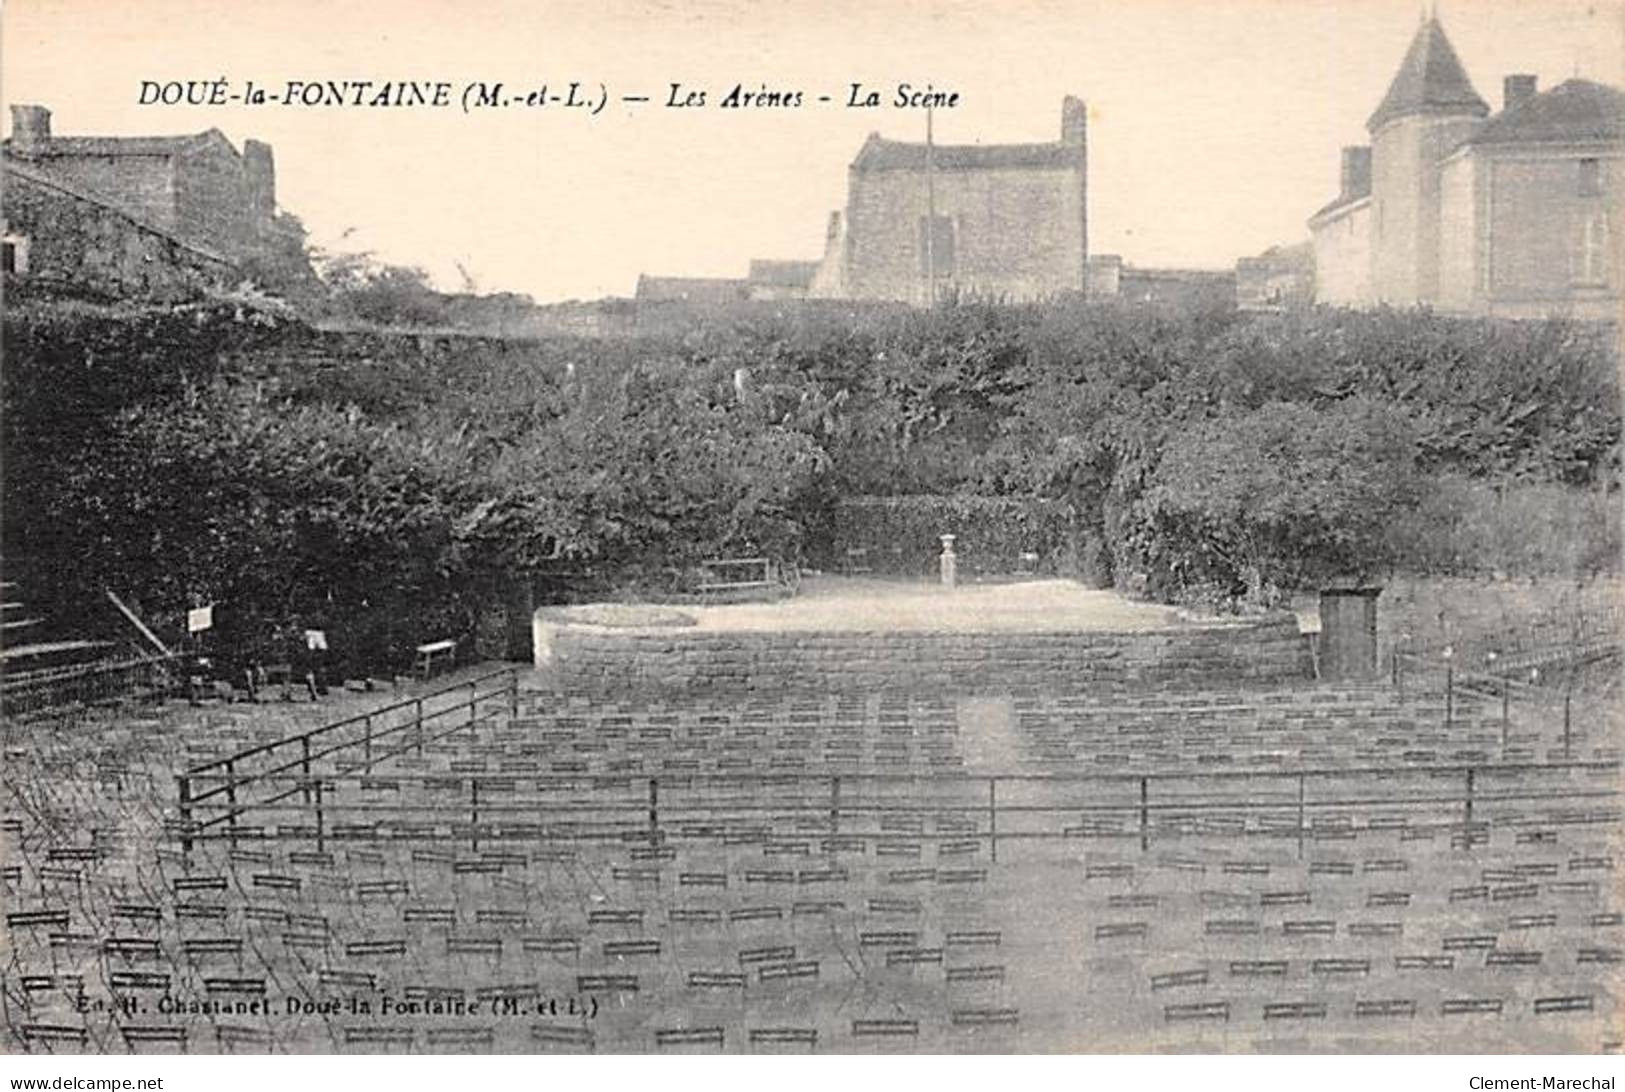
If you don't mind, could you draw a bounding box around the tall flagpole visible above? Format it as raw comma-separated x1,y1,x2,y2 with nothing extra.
925,103,936,308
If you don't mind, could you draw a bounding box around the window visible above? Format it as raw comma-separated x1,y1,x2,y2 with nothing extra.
918,215,955,280
1575,212,1611,287
1,234,28,275
1578,158,1601,198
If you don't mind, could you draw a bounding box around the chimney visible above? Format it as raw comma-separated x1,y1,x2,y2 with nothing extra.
9,104,51,154
1503,74,1537,111
1340,146,1372,199
242,139,276,235
1061,96,1087,146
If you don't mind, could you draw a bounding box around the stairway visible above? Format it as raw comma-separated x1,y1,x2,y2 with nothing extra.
0,577,122,716
0,579,111,674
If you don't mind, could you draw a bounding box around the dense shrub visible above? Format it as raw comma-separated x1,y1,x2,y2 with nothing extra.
1133,400,1425,606
1385,476,1620,579
826,496,1093,580
4,293,1618,645
3,301,824,663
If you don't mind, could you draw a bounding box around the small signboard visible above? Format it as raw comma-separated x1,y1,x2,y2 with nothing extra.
187,605,213,633
304,629,328,652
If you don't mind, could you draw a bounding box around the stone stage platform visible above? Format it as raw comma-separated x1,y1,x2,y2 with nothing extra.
534,577,1312,696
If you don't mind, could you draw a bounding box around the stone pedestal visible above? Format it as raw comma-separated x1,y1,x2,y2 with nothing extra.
939,534,957,587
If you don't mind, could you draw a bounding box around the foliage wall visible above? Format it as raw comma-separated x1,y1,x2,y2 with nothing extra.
824,495,1095,580
4,293,1618,669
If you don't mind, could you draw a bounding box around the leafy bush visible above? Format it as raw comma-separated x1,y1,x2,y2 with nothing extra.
1132,399,1425,606
828,495,1090,579
1385,475,1620,578
3,303,825,664
4,294,1618,654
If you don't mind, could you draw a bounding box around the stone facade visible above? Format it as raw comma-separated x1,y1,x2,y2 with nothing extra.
2,158,237,300
1310,20,1622,319
1235,242,1315,311
3,105,276,272
545,615,1311,697
634,261,821,304
812,98,1088,304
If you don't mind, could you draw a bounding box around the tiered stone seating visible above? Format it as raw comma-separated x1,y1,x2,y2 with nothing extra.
1012,685,1604,771
3,676,1618,1053
997,820,1620,1051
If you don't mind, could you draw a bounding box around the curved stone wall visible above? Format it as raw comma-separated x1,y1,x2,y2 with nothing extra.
537,611,1312,696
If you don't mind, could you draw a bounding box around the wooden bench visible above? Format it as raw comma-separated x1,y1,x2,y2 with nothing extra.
696,557,778,597
842,547,873,576
414,639,456,681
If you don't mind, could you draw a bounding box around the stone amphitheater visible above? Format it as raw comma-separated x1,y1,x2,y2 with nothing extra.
2,579,1619,1054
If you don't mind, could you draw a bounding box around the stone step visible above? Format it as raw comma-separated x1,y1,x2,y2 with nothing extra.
0,638,113,673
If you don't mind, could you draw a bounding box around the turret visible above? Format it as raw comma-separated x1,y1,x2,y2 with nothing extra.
1366,18,1487,304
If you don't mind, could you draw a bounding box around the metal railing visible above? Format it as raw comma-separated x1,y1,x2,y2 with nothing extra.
0,651,184,719
1390,645,1603,756
175,666,519,850
172,750,1620,860
1402,596,1621,650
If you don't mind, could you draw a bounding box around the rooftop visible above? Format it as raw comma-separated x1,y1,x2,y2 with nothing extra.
747,259,819,289
634,274,748,304
851,134,1082,173
3,131,221,158
1367,18,1489,132
1468,78,1625,146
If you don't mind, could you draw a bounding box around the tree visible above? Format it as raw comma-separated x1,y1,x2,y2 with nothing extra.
1135,399,1425,606
238,211,325,306
315,248,448,327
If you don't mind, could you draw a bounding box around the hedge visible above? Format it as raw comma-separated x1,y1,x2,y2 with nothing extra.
825,495,1095,579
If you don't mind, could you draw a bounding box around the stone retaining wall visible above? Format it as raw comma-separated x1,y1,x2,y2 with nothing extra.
545,615,1311,696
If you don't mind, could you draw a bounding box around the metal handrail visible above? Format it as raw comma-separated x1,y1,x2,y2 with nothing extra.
175,667,520,848
174,746,1620,859
181,665,517,778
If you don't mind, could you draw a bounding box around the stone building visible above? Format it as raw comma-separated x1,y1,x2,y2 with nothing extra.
1235,242,1315,311
1309,18,1622,319
2,156,237,299
3,104,277,292
634,259,820,306
810,97,1088,304
1083,254,1238,310
633,274,748,306
745,259,818,301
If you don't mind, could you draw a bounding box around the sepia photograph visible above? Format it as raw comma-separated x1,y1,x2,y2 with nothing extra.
0,0,1621,1070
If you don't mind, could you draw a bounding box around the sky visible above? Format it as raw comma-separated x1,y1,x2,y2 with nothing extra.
4,0,1621,302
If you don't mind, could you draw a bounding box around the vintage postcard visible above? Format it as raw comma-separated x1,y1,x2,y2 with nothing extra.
1,0,1620,1067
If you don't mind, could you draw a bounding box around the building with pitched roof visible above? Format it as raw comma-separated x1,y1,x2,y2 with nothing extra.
810,97,1088,304
745,259,819,300
3,104,276,289
2,154,238,299
1309,18,1621,318
633,274,749,305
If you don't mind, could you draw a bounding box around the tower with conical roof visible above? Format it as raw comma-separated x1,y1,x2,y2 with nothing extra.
1367,16,1488,303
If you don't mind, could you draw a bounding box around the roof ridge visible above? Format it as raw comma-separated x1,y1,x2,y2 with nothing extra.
1467,75,1625,146
4,130,215,157
851,134,1082,172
